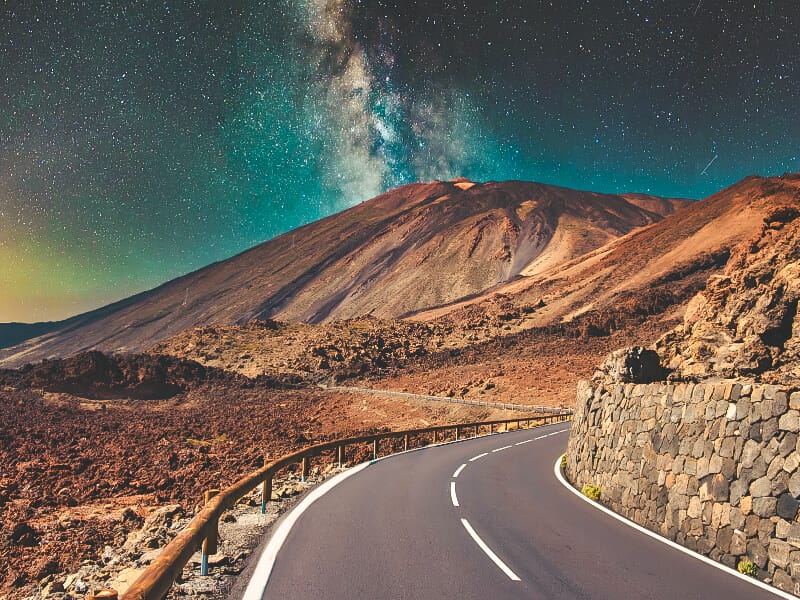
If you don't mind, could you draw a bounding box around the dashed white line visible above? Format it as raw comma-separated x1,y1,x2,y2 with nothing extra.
450,481,460,507
492,445,513,453
515,439,533,446
469,452,488,462
460,518,521,581
453,464,467,478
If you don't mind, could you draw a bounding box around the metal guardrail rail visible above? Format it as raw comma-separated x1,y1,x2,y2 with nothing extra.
118,413,572,600
319,384,572,414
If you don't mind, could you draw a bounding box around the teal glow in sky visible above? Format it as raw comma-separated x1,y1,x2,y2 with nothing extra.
1,0,798,321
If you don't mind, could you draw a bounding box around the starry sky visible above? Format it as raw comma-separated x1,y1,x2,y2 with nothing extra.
1,0,798,323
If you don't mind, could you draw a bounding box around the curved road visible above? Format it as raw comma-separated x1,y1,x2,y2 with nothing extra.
252,423,777,599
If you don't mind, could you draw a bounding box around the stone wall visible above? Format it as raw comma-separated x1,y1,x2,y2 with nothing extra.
566,379,800,595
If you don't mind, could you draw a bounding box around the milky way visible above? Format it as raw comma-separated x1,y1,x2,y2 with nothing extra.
1,1,798,321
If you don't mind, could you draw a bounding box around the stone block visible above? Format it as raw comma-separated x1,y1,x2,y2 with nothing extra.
740,495,753,515
772,568,794,593
687,496,703,519
750,476,773,498
748,539,768,568
780,410,800,433
777,493,800,520
788,471,800,497
790,392,800,411
752,497,777,517
730,529,747,555
777,518,793,539
780,434,798,458
758,518,776,544
719,437,736,458
770,539,793,569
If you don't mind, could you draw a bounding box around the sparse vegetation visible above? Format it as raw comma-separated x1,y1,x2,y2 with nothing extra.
560,454,567,470
737,559,758,577
581,484,601,501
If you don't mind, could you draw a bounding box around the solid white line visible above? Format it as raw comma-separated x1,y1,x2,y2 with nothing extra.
469,452,488,462
450,481,460,507
515,439,533,446
492,445,513,453
241,462,371,600
453,463,467,478
460,518,521,581
553,456,795,600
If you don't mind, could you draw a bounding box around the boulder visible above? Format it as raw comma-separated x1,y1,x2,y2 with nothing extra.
596,347,665,384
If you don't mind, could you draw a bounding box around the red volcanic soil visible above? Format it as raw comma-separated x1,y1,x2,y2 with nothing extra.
0,377,510,597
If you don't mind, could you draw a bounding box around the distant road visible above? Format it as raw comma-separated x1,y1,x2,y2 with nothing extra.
318,384,568,414
252,423,776,600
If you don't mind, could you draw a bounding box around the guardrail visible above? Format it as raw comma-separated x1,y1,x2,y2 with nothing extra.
319,384,570,413
119,412,572,600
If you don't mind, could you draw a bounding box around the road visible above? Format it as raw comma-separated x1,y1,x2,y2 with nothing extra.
252,422,777,600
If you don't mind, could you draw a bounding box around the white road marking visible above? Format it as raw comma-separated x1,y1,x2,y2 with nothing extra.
451,481,460,507
453,463,467,478
469,452,488,462
553,456,794,600
492,445,513,453
241,462,371,600
515,439,533,446
460,518,521,581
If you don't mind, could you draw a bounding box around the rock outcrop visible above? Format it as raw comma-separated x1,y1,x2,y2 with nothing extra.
657,184,800,383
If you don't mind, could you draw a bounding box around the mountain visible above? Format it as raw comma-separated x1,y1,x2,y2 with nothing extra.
412,174,800,334
0,179,686,367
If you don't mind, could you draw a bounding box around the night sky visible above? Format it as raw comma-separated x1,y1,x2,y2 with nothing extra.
1,1,798,322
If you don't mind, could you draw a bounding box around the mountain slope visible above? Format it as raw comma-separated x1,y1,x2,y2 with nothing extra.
0,179,685,367
412,174,800,332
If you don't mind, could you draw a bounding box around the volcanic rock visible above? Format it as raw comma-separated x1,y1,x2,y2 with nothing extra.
656,176,800,383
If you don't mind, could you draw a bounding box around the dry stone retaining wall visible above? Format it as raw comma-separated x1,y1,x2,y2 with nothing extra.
566,379,800,595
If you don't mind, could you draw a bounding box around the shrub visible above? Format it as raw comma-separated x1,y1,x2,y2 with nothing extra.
581,484,601,501
560,454,567,470
737,560,758,577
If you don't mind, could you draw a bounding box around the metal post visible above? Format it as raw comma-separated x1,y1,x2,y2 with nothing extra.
302,456,310,482
404,434,409,451
455,427,460,441
434,429,439,443
201,489,219,576
261,476,272,514
474,424,479,437
516,420,520,430
337,444,345,468
372,438,378,460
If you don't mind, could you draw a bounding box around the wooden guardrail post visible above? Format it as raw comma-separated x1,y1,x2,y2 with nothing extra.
301,456,311,481
201,489,219,576
261,472,272,514
455,426,460,441
433,429,439,443
337,444,345,467
474,424,478,437
404,433,409,451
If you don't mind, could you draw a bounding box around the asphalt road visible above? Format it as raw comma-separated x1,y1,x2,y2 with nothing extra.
257,422,777,599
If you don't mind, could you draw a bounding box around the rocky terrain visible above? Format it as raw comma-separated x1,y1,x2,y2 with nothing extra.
1,374,515,598
656,174,800,383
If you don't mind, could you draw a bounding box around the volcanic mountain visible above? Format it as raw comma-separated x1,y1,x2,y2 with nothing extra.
413,174,800,333
0,179,686,367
